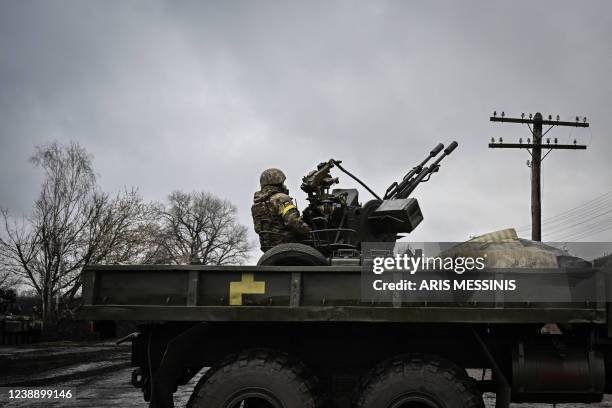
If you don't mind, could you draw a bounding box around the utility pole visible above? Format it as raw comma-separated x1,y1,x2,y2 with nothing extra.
489,111,588,241
531,113,543,241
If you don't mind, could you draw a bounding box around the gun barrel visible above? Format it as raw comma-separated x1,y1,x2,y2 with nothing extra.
444,141,458,155
431,140,458,167
384,143,445,199
397,168,430,198
431,142,444,157
409,142,444,177
394,141,459,199
397,142,444,184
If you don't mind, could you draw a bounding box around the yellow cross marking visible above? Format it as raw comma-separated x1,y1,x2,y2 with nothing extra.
229,273,266,305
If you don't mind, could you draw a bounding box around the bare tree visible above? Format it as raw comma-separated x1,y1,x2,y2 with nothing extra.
154,190,252,265
0,268,18,292
0,142,156,322
59,189,160,308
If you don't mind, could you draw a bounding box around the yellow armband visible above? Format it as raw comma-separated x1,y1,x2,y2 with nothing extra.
280,203,296,216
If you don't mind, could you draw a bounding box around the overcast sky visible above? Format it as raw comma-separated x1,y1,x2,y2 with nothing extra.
1,0,611,254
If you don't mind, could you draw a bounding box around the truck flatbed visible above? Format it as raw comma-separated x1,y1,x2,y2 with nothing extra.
80,264,606,324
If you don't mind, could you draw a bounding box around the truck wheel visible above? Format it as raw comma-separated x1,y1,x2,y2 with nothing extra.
187,349,324,408
257,243,328,266
355,354,483,408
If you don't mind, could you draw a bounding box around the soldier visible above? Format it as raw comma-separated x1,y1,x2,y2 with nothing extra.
252,168,311,251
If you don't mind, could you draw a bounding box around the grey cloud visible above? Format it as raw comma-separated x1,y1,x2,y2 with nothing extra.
1,0,611,254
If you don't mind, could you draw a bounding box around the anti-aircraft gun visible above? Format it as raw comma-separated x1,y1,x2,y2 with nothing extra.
286,141,458,260
299,159,346,249
80,141,612,408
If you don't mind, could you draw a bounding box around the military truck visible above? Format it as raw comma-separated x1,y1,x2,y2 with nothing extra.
80,144,612,408
0,288,40,345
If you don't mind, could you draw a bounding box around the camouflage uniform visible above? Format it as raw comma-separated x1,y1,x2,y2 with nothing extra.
251,168,311,251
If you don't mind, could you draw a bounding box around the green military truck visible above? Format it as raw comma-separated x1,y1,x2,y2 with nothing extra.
79,144,612,408
81,254,612,408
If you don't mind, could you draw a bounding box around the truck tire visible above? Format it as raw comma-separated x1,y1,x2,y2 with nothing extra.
355,353,484,408
257,243,328,266
187,349,324,408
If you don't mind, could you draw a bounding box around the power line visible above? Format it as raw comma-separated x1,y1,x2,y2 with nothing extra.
532,205,612,237
556,221,612,242
546,212,612,240
516,202,612,240
516,191,612,231
518,204,612,236
540,193,612,224
546,220,612,241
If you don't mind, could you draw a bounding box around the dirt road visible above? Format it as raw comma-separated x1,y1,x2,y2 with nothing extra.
0,341,611,407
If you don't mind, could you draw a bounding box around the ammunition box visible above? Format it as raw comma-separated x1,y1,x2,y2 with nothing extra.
368,198,423,234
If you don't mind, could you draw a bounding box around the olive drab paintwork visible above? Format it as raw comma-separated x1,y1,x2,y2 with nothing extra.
78,141,612,408
252,170,311,251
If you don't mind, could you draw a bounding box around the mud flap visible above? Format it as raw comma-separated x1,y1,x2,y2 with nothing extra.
149,323,209,408
472,327,511,408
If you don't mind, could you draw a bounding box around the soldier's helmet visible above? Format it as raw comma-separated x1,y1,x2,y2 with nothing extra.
260,168,286,188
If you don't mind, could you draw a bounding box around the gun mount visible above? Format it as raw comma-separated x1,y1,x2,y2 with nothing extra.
298,142,458,256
